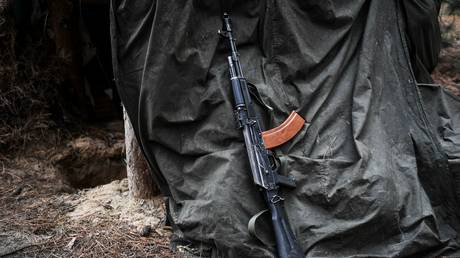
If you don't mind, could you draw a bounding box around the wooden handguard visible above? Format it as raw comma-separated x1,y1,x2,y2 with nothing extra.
262,111,305,149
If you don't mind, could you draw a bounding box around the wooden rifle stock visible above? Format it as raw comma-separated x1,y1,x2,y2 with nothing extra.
262,111,305,149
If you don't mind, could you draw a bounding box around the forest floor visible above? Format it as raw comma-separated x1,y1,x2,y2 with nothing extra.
0,123,182,258
433,14,460,94
433,40,460,94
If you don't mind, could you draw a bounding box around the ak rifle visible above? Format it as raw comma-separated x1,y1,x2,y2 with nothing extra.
219,13,304,258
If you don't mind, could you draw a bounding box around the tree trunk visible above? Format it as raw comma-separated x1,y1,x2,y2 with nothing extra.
47,0,90,118
124,107,160,199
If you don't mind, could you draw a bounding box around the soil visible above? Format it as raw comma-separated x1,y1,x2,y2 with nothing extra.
0,123,182,258
433,13,460,95
433,40,460,95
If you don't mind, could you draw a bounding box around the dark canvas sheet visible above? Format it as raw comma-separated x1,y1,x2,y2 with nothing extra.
110,0,460,257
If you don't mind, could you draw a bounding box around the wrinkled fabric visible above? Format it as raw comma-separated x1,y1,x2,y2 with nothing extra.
110,0,460,257
401,0,442,83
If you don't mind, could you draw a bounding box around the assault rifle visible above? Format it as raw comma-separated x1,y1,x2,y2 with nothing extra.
219,13,304,258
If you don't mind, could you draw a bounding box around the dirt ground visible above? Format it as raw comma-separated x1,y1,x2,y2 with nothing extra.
0,124,182,258
433,40,460,94
433,14,460,94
